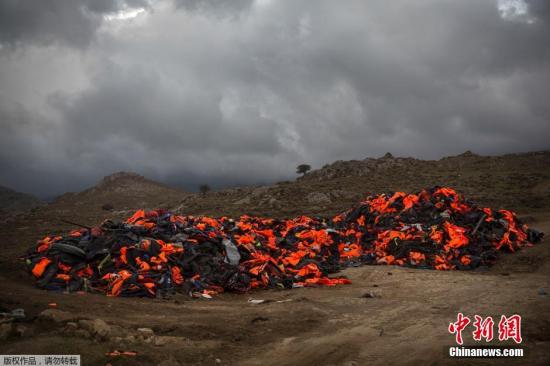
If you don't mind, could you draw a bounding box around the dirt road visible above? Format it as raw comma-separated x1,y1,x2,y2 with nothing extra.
1,213,548,366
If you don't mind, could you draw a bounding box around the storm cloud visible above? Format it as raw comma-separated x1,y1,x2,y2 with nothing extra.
0,0,549,198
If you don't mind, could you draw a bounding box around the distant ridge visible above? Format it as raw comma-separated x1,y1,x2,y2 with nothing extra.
0,185,45,219
174,150,550,218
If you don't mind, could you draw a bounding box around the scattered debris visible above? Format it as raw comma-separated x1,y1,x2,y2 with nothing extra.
361,291,378,298
0,308,25,322
248,298,269,305
276,299,293,303
538,288,547,296
24,187,543,299
251,316,269,323
247,298,292,305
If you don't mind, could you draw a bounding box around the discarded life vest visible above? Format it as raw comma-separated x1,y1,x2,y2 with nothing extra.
24,186,544,298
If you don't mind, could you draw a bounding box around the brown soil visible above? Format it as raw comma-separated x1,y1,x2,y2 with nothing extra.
1,151,549,365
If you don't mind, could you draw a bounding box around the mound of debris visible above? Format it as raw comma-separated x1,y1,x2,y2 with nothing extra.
24,187,543,298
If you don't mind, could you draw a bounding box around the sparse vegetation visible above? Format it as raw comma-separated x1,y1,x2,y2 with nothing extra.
296,164,311,176
199,184,211,197
101,203,114,211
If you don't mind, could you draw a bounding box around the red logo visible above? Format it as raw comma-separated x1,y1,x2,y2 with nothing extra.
448,312,471,345
498,314,522,344
448,314,522,344
472,315,494,342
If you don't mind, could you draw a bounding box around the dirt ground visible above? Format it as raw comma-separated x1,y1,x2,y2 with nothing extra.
1,211,548,366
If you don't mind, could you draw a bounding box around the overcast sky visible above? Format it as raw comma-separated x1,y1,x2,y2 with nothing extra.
0,0,549,198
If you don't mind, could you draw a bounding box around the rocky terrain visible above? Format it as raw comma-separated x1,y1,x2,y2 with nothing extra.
4,150,548,225
178,150,550,218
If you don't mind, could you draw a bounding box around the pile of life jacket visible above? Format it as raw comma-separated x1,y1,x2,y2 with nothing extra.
24,187,544,298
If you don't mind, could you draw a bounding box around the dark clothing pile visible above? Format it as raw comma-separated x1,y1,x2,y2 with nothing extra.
24,187,544,298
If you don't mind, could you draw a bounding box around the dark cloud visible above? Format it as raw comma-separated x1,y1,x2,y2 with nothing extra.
174,0,254,17
0,0,149,48
526,0,550,21
84,0,150,14
0,0,549,198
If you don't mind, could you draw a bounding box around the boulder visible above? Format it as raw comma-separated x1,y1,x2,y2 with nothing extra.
259,196,281,208
38,309,76,324
153,335,180,347
91,319,111,340
233,196,252,205
63,322,78,334
137,327,155,339
306,192,331,205
78,318,111,340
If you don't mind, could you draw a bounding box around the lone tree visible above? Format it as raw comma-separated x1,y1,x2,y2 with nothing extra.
296,164,311,176
199,184,211,197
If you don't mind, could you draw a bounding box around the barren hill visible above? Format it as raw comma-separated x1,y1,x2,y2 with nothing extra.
178,150,550,218
3,151,549,231
46,171,189,222
0,172,188,251
0,185,44,220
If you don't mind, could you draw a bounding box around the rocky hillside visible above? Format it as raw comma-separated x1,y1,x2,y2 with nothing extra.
2,150,549,241
50,172,189,219
177,150,550,218
4,172,189,233
0,186,44,220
